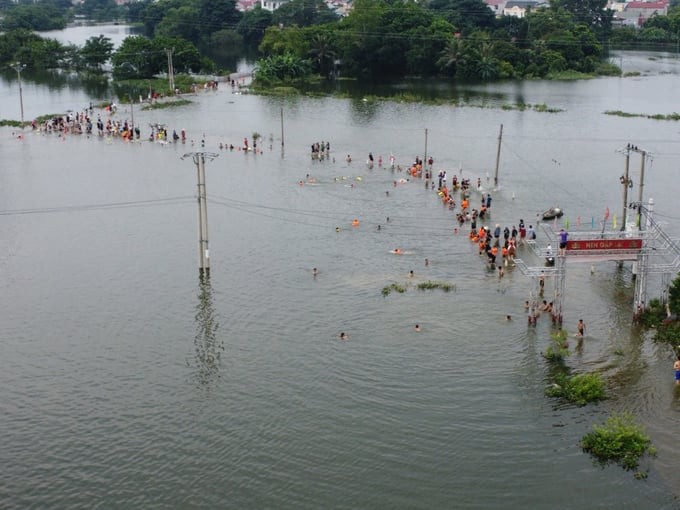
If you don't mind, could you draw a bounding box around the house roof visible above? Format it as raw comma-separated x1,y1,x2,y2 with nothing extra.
626,1,667,8
505,0,541,7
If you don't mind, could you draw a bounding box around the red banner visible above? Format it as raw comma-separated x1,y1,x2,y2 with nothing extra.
566,239,643,251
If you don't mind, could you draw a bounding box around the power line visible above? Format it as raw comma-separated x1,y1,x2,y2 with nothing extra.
0,196,194,217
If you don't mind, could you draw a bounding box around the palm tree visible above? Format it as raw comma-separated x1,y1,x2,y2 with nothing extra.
437,37,467,75
308,32,337,77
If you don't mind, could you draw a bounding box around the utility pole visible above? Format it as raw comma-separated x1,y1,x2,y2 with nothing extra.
129,95,134,139
280,107,284,150
423,128,428,167
182,142,218,279
493,124,503,188
619,144,631,231
12,63,26,130
630,145,648,230
166,48,175,94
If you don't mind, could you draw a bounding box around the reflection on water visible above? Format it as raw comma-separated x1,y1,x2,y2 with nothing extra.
191,276,223,387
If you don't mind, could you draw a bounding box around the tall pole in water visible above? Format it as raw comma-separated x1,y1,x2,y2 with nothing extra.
494,124,503,188
183,144,218,279
166,48,175,93
621,145,630,231
129,95,134,139
423,128,428,166
280,107,285,150
12,63,26,131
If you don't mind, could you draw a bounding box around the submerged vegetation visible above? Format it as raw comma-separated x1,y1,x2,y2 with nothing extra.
544,328,570,362
545,372,606,406
141,99,193,111
581,413,656,472
417,281,455,292
381,280,454,296
381,283,407,297
605,110,680,121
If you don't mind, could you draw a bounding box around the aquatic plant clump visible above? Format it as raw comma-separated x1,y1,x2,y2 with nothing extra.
545,372,605,406
544,329,570,361
416,281,454,292
581,413,656,471
381,283,407,296
141,99,192,111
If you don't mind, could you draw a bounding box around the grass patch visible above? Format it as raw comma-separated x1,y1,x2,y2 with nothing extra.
581,413,656,472
381,282,407,296
141,99,192,111
604,110,680,121
545,70,594,80
0,119,27,127
546,372,605,406
416,280,454,292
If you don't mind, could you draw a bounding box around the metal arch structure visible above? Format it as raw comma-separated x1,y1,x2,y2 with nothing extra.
514,199,680,323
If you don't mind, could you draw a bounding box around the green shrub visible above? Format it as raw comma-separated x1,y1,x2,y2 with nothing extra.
546,372,605,406
544,328,570,361
581,413,655,471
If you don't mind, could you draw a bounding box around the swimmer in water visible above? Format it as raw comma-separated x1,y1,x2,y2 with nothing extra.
414,324,421,332
393,248,403,254
409,270,414,278
312,267,318,277
339,332,349,340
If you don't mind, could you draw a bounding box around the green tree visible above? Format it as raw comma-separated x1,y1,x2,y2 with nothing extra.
154,6,201,43
206,29,244,60
75,0,123,22
80,35,115,71
197,0,242,38
1,3,68,31
550,0,613,38
427,0,496,32
437,36,468,76
307,30,337,76
238,6,274,48
272,0,338,27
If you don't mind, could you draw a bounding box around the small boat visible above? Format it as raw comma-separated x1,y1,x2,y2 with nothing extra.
542,207,564,220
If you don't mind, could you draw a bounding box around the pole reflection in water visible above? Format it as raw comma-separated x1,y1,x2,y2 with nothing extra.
191,276,223,386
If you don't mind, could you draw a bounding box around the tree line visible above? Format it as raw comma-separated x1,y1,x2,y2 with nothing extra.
3,0,680,83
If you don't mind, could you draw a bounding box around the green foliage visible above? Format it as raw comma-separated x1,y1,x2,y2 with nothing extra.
604,110,680,121
416,281,454,292
254,52,311,84
238,6,274,48
111,35,207,79
272,0,338,27
1,2,68,31
141,99,192,110
546,372,605,405
381,283,407,296
544,328,570,361
79,35,115,72
581,413,656,471
0,29,70,69
74,0,124,22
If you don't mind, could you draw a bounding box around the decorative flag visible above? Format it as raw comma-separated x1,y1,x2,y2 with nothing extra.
577,216,581,226
565,218,570,229
604,206,610,220
612,214,617,229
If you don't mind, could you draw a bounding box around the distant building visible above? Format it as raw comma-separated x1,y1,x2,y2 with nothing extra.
608,0,668,26
485,0,507,16
260,0,289,11
503,0,547,18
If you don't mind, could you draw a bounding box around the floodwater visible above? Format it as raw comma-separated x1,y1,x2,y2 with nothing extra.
1,31,680,508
